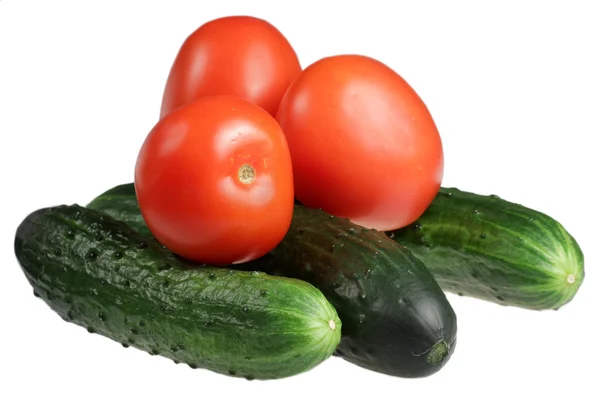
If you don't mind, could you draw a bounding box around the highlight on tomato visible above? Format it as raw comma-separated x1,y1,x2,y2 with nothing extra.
276,54,444,231
160,15,302,119
135,95,295,265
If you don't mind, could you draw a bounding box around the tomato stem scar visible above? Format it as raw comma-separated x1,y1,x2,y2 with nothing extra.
238,164,256,184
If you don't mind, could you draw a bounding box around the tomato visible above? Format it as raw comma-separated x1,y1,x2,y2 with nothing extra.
160,16,302,119
276,55,444,231
135,95,295,265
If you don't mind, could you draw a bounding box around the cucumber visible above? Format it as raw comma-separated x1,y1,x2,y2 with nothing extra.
14,205,341,380
88,183,458,378
87,182,151,237
387,187,585,310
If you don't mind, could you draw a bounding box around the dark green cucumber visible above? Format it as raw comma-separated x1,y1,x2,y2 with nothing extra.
14,205,341,380
87,182,151,237
388,187,585,310
242,206,458,378
88,183,458,378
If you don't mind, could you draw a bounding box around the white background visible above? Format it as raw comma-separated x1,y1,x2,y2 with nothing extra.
1,1,598,399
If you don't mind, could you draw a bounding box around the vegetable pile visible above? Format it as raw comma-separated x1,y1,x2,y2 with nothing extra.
14,16,585,381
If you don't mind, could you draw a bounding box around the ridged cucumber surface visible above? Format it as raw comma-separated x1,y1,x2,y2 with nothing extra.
388,187,585,310
88,183,458,378
14,205,341,380
87,183,151,237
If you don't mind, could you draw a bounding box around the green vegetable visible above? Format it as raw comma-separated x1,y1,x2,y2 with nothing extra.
88,183,458,378
14,205,341,380
387,187,585,310
87,182,151,237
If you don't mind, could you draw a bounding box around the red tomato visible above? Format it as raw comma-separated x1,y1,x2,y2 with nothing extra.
135,96,295,265
276,55,444,231
160,16,302,119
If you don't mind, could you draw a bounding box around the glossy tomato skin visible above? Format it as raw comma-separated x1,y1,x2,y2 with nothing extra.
276,55,444,231
160,16,302,119
136,96,295,265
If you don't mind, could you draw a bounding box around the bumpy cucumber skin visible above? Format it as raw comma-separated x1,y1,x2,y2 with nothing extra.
87,183,151,237
244,207,458,378
88,183,458,378
14,205,341,380
388,187,585,310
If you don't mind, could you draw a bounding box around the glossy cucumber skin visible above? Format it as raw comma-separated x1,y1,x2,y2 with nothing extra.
87,182,151,236
388,187,585,310
88,183,458,378
14,205,341,380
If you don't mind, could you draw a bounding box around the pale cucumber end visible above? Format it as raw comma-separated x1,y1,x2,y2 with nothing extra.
310,300,342,359
546,233,585,309
562,271,582,288
552,268,584,309
427,340,450,365
328,319,337,330
319,313,342,352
